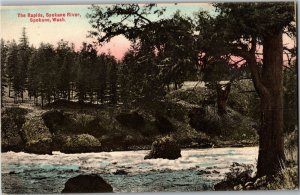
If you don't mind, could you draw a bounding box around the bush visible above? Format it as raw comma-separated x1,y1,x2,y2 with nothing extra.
214,163,253,191
61,134,101,153
1,107,28,152
284,130,298,163
264,166,298,190
214,162,254,191
224,163,254,184
21,117,53,154
189,106,258,141
21,117,52,142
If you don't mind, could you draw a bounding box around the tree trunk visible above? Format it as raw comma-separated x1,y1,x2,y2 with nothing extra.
216,83,231,115
256,32,285,177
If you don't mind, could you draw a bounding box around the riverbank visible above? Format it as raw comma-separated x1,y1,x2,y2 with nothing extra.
1,98,258,154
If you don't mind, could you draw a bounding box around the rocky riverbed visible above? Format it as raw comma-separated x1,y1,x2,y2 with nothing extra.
2,147,258,193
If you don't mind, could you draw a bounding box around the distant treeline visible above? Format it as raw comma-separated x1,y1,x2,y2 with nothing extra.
1,30,118,106
1,28,198,107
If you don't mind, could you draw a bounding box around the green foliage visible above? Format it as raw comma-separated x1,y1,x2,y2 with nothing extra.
1,108,28,146
264,165,298,190
87,4,166,43
3,28,31,102
88,5,197,107
61,134,101,153
21,117,52,144
224,163,254,184
227,79,260,120
284,130,298,163
1,39,8,104
214,3,295,38
107,55,118,104
28,43,57,105
6,41,21,97
75,43,98,103
119,45,164,106
55,40,76,100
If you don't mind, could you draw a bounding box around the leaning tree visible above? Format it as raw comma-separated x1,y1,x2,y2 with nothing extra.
196,2,295,176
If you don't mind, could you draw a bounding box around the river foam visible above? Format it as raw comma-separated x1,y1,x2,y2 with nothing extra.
2,147,258,193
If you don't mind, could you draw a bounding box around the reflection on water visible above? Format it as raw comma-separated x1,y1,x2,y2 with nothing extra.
2,147,258,193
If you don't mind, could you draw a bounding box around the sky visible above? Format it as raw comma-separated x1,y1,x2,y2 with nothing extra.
0,3,214,59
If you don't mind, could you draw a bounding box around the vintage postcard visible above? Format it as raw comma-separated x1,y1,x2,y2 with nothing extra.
0,2,298,193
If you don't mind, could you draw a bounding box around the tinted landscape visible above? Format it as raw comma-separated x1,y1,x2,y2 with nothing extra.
1,2,298,193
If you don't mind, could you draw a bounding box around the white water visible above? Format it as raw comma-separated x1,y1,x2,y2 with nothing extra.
2,147,258,193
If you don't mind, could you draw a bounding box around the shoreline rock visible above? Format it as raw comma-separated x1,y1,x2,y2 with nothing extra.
61,174,113,193
144,136,181,160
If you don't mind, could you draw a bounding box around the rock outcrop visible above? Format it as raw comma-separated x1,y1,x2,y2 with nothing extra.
61,174,113,193
144,136,181,160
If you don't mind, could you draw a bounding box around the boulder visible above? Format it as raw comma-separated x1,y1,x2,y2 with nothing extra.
1,107,28,152
21,117,53,155
197,170,211,175
61,174,113,193
61,134,101,153
144,136,181,160
113,169,128,175
116,111,145,129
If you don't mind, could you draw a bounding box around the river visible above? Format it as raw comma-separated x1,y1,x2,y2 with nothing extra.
1,147,258,193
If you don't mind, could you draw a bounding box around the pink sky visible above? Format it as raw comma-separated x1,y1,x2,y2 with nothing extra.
84,35,130,60
0,4,211,60
1,5,295,61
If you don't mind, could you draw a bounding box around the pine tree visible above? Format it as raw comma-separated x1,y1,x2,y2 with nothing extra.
1,39,8,106
55,40,75,100
6,40,20,103
75,43,98,103
18,27,31,102
95,54,108,104
107,54,118,105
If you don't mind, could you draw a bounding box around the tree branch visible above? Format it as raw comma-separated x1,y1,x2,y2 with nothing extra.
246,37,269,98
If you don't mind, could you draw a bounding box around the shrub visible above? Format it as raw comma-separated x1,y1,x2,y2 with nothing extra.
1,107,28,151
61,134,101,153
